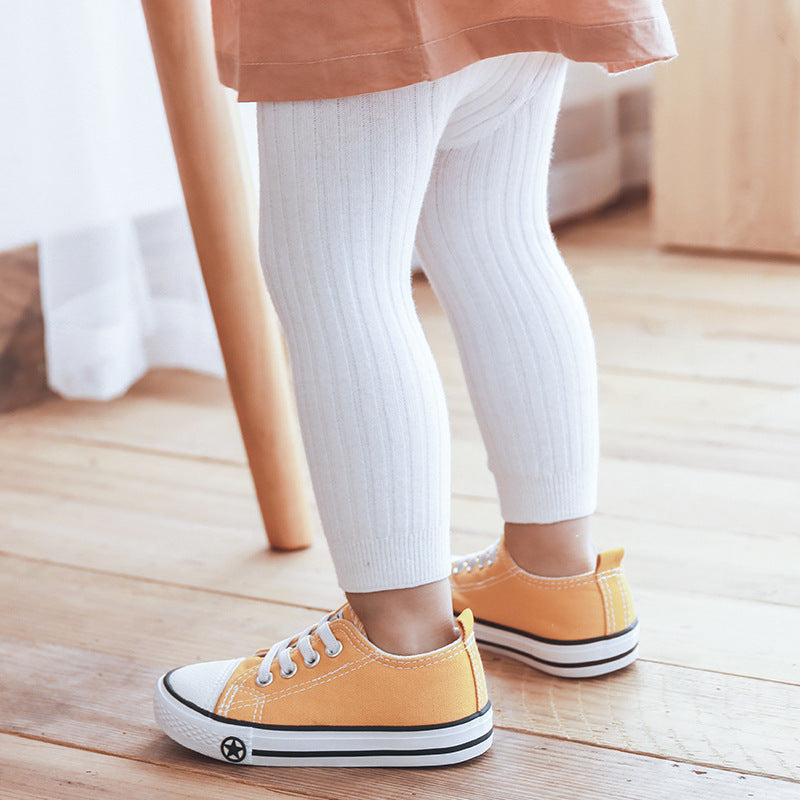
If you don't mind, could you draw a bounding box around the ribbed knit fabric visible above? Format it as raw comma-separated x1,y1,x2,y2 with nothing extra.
256,52,598,593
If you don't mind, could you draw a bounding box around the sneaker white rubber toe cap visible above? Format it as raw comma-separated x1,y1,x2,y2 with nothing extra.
165,658,243,713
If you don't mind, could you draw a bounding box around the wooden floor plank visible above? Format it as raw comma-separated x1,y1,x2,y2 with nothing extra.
7,364,799,474
450,437,800,538
5,463,800,610
585,292,800,343
577,260,800,314
593,321,800,387
5,326,798,484
3,418,798,545
425,299,800,389
555,204,800,310
2,556,798,781
4,727,798,800
4,198,799,797
6,217,800,458
2,458,799,681
4,629,792,783
2,469,799,672
3,408,799,570
1,734,308,800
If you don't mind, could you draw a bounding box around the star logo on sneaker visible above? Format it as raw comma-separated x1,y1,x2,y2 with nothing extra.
220,736,246,762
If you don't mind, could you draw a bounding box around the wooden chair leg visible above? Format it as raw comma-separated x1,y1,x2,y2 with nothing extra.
141,0,313,550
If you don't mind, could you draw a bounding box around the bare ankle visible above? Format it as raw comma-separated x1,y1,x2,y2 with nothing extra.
504,516,598,577
346,578,459,656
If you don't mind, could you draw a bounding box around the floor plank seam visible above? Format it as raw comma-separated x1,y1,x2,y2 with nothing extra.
597,365,794,390
728,422,800,436
0,549,333,615
588,512,798,540
0,424,254,469
583,290,800,314
8,545,800,635
6,539,800,626
5,726,799,788
2,730,332,800
621,658,800,687
489,724,800,785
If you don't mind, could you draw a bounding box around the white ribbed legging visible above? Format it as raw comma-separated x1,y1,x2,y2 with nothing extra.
256,52,598,593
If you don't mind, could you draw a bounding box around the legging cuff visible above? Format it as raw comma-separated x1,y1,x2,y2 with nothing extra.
330,530,453,594
494,469,598,524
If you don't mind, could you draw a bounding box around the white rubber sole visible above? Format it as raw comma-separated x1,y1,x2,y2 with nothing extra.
472,618,640,678
154,672,493,767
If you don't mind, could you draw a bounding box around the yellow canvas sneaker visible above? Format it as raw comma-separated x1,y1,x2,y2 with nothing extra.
154,604,492,767
450,539,639,678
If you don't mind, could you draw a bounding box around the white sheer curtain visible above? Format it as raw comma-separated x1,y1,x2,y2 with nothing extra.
0,0,655,401
0,0,233,400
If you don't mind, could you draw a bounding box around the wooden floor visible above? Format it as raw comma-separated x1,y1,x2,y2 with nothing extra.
2,199,799,799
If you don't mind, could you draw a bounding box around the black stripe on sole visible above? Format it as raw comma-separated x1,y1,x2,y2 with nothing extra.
479,639,639,670
252,728,494,760
469,616,640,647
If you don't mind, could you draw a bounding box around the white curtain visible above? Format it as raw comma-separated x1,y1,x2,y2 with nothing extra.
0,0,655,401
1,0,231,400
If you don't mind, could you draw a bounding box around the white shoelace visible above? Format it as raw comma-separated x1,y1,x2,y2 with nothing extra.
451,540,499,575
255,610,344,686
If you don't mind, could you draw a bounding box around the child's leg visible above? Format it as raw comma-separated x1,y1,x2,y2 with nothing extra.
416,53,599,577
153,56,624,763
255,81,466,651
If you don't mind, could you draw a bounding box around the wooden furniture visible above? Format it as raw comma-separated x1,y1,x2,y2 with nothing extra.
140,0,313,550
652,0,800,259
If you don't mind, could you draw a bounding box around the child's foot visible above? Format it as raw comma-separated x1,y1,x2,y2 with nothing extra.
450,539,639,678
154,604,493,767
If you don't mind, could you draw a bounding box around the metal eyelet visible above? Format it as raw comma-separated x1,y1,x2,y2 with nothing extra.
280,662,298,679
304,650,321,668
255,672,273,687
326,641,344,658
